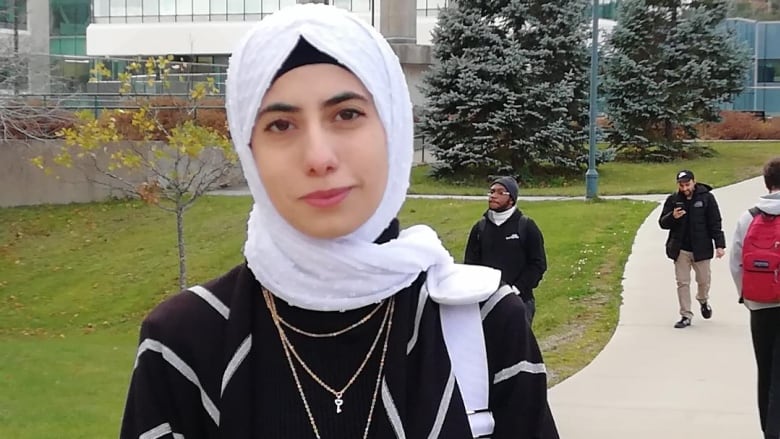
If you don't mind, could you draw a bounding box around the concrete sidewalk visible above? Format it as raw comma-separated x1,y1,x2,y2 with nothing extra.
208,185,668,203
548,176,766,439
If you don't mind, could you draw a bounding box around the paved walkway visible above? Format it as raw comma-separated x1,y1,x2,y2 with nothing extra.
208,185,668,203
548,176,766,439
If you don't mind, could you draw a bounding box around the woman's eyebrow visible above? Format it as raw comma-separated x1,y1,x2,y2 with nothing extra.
256,102,299,120
256,91,368,121
322,91,368,108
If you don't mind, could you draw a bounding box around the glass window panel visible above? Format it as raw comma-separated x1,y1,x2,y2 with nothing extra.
110,0,128,18
351,0,369,12
143,0,159,16
765,89,780,114
758,59,780,83
226,0,243,15
210,0,226,14
176,0,192,15
762,23,780,59
0,0,27,29
93,0,110,17
160,0,175,15
126,0,142,17
333,0,350,10
244,0,259,13
50,0,90,36
193,0,209,15
261,0,279,15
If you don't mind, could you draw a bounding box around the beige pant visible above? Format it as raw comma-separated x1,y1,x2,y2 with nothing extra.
674,250,711,318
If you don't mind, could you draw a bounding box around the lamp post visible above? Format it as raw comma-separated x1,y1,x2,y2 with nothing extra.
586,0,600,199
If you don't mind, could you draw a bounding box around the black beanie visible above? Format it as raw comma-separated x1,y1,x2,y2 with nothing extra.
272,37,346,82
491,176,519,203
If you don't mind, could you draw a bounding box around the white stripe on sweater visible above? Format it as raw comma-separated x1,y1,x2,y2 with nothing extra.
480,284,517,321
135,339,220,426
139,422,185,439
221,335,252,396
188,285,230,319
382,377,407,439
428,372,456,439
493,360,547,384
407,284,429,354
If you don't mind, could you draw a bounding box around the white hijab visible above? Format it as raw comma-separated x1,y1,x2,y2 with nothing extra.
225,4,501,311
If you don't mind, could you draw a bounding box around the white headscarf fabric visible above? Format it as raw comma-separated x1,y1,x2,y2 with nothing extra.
225,4,501,311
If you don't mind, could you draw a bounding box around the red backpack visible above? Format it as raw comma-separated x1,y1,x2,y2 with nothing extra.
741,207,780,303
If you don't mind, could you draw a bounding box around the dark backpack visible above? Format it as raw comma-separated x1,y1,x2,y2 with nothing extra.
741,207,780,303
477,215,529,243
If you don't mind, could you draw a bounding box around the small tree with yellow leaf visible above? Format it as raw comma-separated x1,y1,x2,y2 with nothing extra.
35,56,237,290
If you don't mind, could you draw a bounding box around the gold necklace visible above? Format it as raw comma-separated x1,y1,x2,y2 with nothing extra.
263,289,384,338
264,290,389,413
264,290,394,439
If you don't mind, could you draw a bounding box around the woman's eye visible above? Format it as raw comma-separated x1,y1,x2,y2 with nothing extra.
335,109,364,122
266,120,292,132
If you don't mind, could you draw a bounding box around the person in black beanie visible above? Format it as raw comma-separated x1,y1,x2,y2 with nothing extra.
464,176,548,324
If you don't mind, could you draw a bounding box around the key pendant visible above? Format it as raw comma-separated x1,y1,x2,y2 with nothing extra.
334,397,344,414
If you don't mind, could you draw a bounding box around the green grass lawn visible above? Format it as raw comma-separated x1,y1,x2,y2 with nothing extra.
0,196,655,437
410,141,780,196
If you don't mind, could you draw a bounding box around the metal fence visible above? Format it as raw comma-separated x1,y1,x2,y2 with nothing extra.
0,92,225,117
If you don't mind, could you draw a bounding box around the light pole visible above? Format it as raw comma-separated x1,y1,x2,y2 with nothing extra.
586,0,600,199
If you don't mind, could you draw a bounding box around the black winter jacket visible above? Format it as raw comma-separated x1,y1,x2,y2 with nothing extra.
658,183,726,262
464,209,547,301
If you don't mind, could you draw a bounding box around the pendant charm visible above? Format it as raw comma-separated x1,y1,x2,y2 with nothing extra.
334,397,344,414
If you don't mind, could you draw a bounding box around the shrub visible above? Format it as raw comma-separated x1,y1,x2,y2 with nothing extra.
697,111,780,140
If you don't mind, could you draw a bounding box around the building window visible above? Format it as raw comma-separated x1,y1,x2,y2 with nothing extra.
758,59,780,83
0,55,29,92
0,0,27,30
50,0,90,37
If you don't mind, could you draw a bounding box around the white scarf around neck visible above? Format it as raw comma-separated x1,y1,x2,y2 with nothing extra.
225,4,501,311
489,208,515,226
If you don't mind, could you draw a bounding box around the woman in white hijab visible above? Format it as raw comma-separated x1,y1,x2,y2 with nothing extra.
120,4,558,439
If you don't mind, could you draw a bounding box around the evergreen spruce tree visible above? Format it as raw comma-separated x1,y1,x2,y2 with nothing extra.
602,0,749,160
419,0,590,179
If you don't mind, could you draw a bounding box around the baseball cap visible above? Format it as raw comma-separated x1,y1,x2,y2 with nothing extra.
676,170,694,182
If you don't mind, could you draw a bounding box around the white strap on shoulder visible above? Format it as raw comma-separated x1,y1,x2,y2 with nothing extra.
439,299,494,437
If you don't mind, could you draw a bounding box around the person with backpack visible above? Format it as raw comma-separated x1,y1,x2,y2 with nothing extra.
118,6,559,439
464,176,548,324
659,169,726,329
729,156,780,439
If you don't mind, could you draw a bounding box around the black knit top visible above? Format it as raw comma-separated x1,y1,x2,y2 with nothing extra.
119,222,559,439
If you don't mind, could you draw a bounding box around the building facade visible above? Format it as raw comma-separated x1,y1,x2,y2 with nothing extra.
0,0,51,93
725,18,780,115
84,0,441,105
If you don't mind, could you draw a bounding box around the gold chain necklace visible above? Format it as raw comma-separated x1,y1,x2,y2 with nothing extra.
267,291,384,338
263,290,394,439
264,289,389,413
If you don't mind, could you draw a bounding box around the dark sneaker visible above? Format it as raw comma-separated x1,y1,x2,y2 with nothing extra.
674,317,692,328
701,302,712,319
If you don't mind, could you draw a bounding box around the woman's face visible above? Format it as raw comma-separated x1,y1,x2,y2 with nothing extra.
251,64,389,239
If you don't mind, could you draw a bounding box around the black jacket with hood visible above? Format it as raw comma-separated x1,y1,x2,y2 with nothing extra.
659,183,726,262
464,209,547,301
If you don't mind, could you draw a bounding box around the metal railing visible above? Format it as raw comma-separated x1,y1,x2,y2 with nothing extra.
0,92,226,118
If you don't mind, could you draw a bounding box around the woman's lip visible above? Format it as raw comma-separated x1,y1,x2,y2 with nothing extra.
301,187,352,208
